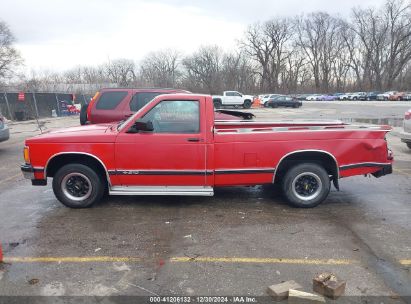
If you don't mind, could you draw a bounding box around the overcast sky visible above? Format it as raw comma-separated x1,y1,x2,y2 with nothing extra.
2,0,387,72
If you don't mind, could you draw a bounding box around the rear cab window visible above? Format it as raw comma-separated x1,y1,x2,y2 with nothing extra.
96,91,128,110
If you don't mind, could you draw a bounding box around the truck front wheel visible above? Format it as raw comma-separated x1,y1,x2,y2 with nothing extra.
281,163,330,208
243,100,252,109
52,164,105,208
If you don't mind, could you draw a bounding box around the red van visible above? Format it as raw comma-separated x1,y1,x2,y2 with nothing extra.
80,88,189,125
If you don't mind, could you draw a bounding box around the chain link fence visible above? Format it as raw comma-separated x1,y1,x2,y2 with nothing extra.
0,92,92,120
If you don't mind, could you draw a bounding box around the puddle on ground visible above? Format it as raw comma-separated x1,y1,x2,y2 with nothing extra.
342,118,403,127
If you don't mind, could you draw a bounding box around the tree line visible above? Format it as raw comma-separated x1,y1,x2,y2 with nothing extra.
1,0,411,95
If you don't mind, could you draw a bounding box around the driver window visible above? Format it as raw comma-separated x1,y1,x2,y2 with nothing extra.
141,100,200,133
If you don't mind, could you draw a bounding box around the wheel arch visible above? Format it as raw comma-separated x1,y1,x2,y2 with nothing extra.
274,150,339,186
45,152,110,187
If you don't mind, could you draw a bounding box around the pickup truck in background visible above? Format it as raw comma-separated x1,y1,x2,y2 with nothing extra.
21,94,393,209
212,91,254,109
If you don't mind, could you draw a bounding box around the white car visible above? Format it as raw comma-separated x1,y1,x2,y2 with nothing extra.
212,91,254,109
339,93,353,100
306,94,320,101
400,109,411,149
349,92,367,100
377,91,397,101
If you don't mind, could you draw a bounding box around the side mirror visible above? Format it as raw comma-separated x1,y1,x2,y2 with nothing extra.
127,120,154,133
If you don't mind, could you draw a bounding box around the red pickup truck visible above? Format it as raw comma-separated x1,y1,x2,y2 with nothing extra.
21,94,393,208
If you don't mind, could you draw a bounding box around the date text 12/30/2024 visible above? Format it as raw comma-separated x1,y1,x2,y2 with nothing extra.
149,297,258,303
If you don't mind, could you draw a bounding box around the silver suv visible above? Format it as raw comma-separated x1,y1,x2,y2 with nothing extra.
400,109,411,149
0,112,10,142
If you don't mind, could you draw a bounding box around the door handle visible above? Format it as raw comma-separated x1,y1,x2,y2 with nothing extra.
187,138,201,142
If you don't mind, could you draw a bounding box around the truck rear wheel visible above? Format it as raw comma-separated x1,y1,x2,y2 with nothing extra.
281,163,330,208
243,100,252,109
213,100,222,109
52,164,104,208
407,143,411,149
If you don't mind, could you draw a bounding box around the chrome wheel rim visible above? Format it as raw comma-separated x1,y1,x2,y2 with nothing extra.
62,173,92,201
292,172,322,202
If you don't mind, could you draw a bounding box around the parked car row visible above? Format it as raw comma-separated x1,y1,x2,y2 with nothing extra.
287,91,411,101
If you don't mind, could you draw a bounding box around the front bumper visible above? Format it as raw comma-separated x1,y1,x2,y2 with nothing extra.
21,164,47,185
0,126,9,142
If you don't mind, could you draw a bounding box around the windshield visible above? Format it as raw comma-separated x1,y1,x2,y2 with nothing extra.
117,99,157,131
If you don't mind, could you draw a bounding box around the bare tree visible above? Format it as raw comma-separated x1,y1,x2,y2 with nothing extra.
241,18,294,92
140,49,182,87
182,45,223,94
221,52,256,92
104,59,136,87
0,20,22,80
383,0,411,89
296,12,347,92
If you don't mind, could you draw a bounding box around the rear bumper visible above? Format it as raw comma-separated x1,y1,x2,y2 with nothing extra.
372,164,393,178
21,164,47,185
0,126,9,142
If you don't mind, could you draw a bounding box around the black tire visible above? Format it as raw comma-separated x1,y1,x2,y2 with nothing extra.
293,104,299,108
407,143,411,149
80,104,88,125
271,103,279,108
52,164,105,208
281,163,330,208
213,100,222,109
243,100,252,109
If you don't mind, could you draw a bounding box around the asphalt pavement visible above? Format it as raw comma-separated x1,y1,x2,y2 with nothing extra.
0,101,410,303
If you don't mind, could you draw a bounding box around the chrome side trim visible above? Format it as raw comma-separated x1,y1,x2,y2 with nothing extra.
215,125,391,135
339,162,392,171
108,168,275,175
215,168,275,174
44,152,112,186
108,169,213,176
273,149,340,182
215,120,344,125
109,186,214,196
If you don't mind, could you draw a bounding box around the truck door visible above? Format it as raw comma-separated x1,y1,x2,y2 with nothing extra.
115,98,208,187
232,91,243,105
